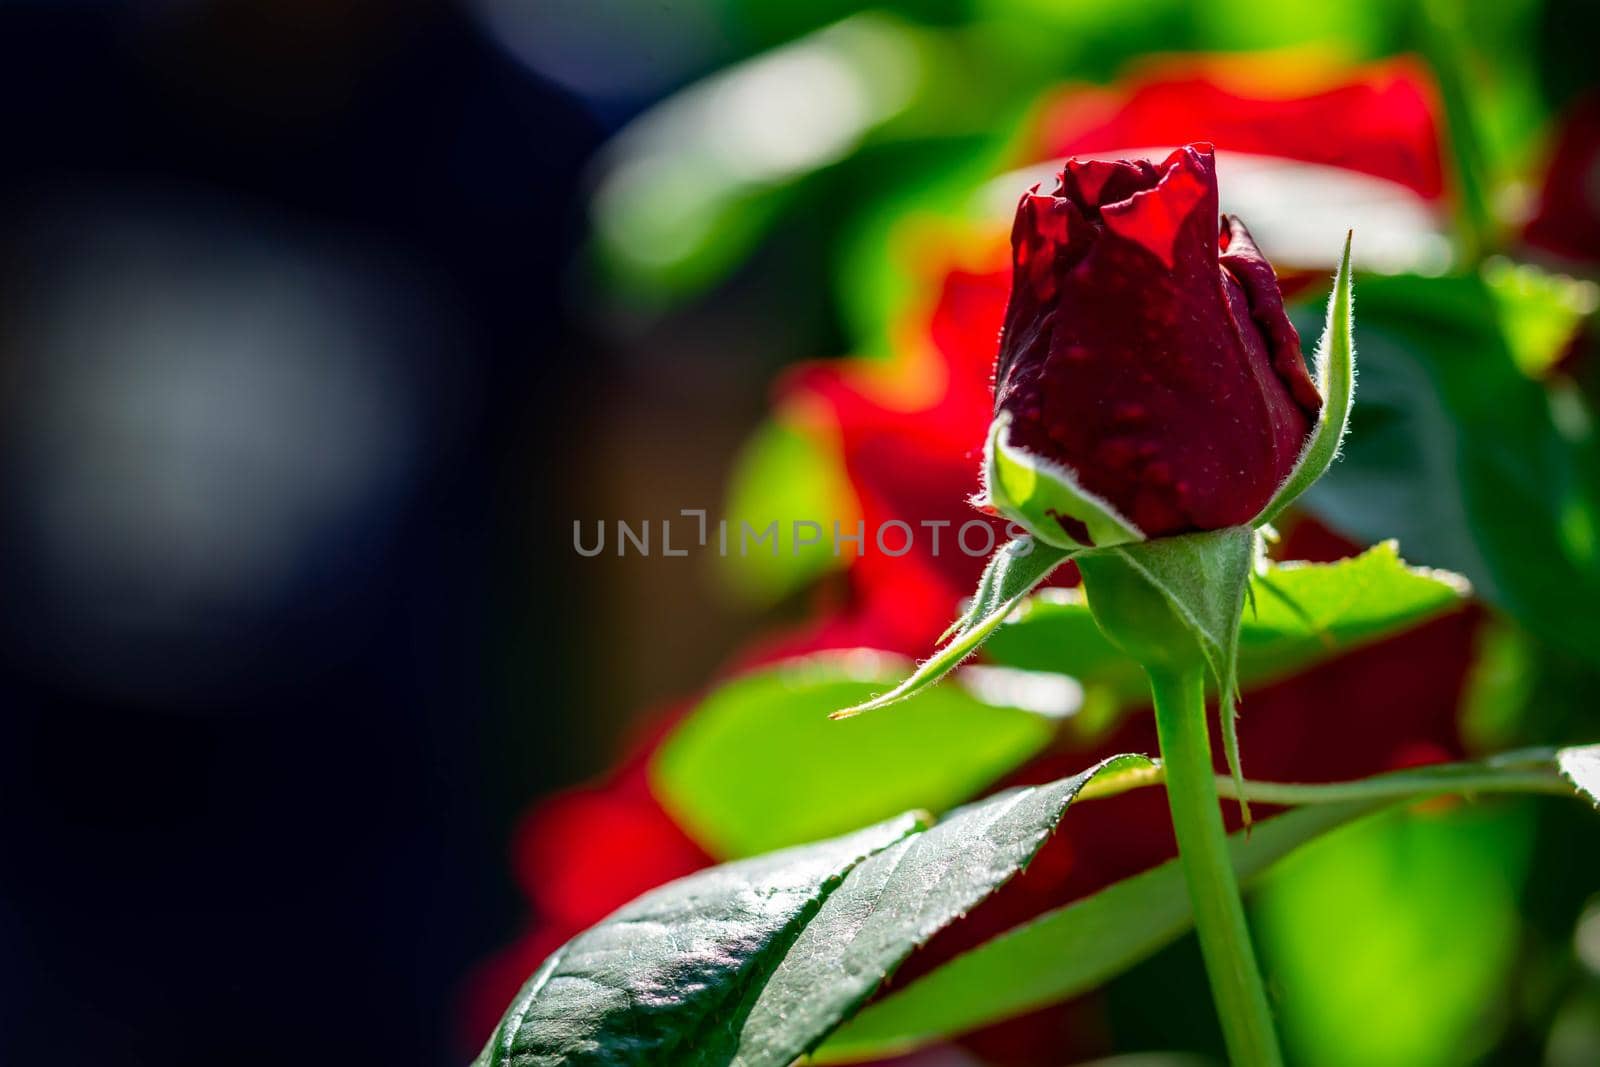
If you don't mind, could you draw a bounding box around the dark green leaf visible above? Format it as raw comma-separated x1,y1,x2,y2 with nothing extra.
730,754,1147,1066
479,758,1146,1067
473,813,925,1067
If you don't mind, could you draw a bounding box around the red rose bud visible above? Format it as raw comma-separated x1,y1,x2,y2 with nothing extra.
987,143,1321,546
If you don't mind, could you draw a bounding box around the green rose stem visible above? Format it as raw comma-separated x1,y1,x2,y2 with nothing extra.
1148,664,1280,1066
1077,552,1282,1067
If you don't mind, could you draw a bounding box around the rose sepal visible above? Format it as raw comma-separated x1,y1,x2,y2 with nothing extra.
1253,230,1356,527
982,413,1146,551
831,536,1075,719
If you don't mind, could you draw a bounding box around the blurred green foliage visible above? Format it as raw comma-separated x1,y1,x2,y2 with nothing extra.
719,418,857,603
1304,268,1600,666
587,0,1568,310
1256,802,1535,1066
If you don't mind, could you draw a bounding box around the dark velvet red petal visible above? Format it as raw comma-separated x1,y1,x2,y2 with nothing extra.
1220,214,1322,414
1099,144,1213,267
994,142,1319,535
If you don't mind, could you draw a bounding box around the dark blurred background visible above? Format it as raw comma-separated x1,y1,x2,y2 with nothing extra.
0,2,646,1063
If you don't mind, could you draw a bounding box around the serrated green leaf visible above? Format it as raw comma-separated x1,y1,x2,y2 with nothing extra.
1256,231,1354,527
984,540,1472,719
730,754,1147,1066
653,650,1062,858
831,538,1073,719
1241,540,1470,669
811,800,1383,1063
479,758,1146,1067
473,813,925,1067
1558,744,1600,808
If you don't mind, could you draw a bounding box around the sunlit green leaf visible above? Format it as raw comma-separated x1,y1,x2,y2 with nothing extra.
1242,539,1471,670
1186,0,1399,52
1483,258,1598,378
652,650,1064,858
589,14,930,300
1459,619,1538,751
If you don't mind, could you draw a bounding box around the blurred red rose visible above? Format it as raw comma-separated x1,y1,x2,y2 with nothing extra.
765,254,1018,658
1027,54,1446,200
1525,90,1600,266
